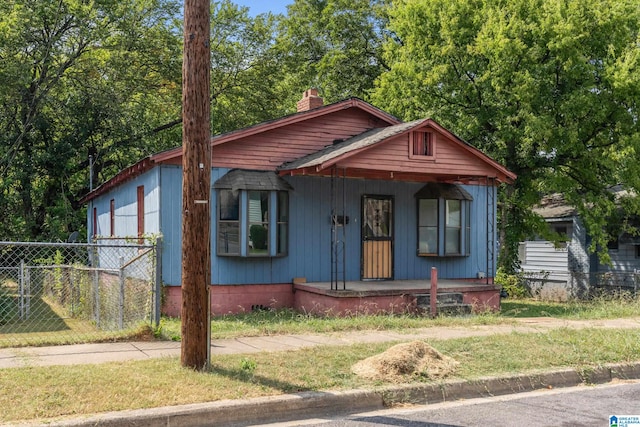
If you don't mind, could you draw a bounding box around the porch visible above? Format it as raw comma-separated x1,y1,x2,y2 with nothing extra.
292,279,501,316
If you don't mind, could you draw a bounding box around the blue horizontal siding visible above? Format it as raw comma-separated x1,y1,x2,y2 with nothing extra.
160,166,231,286
212,175,493,284
156,167,495,286
90,168,160,239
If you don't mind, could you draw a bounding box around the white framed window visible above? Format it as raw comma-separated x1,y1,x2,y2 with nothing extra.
218,189,240,255
416,184,472,257
215,170,292,258
418,199,438,255
445,199,462,255
217,189,288,257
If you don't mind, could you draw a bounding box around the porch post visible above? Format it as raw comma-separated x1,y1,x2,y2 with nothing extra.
430,267,438,318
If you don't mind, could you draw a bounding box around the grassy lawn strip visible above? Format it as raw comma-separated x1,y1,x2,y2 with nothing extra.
155,296,640,341
157,309,510,341
500,297,640,319
3,297,639,348
2,327,640,424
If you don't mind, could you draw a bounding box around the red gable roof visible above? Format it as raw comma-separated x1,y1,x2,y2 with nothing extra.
82,98,399,202
81,97,515,203
278,118,516,184
151,97,400,164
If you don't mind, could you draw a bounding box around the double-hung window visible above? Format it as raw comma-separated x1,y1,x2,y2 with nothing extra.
248,191,270,255
215,170,291,257
416,183,472,257
218,189,241,255
445,199,462,254
418,199,438,254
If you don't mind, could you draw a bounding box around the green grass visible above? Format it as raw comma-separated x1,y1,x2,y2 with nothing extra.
0,293,155,348
2,327,639,424
4,296,639,347
0,280,155,348
500,294,640,319
154,296,640,341
155,308,509,341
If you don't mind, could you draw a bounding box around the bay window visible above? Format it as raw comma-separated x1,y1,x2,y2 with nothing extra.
416,183,472,257
215,170,291,257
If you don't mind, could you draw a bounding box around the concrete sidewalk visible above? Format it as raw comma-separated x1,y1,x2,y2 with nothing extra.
1,317,639,369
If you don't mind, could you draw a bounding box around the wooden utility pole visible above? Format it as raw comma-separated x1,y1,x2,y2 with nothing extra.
181,0,211,370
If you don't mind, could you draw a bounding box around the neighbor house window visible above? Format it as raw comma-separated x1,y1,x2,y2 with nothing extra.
92,207,97,237
411,131,435,158
415,183,472,257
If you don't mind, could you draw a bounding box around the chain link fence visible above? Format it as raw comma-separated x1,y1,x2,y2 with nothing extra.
519,270,639,301
582,271,639,296
0,237,161,347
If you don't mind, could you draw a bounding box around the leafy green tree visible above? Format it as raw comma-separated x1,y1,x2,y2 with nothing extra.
276,0,391,105
207,1,291,133
373,0,640,270
0,0,182,241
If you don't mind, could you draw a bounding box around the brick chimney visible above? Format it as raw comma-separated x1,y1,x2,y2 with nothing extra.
296,88,324,112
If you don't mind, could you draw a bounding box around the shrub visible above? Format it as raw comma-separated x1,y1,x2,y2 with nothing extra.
495,268,529,299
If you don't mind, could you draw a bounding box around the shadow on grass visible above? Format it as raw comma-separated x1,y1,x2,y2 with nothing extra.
209,364,313,394
0,295,71,334
500,300,582,318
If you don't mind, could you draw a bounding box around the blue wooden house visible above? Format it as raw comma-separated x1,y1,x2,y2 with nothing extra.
83,90,516,316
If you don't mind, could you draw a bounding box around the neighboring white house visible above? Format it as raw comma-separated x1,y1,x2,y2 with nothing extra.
518,190,640,299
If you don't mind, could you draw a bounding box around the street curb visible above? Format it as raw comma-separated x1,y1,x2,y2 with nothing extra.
27,389,384,427
380,362,640,407
18,362,640,427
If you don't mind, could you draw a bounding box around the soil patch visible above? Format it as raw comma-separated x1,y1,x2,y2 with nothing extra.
352,340,458,382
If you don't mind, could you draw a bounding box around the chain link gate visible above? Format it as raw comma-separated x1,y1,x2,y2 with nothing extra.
0,237,161,347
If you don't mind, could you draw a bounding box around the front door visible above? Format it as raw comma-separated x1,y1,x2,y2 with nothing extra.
361,195,393,280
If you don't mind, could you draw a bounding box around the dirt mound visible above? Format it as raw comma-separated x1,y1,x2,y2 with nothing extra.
352,341,458,382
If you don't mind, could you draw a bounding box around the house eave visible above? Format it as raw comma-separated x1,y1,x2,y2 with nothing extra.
425,120,517,184
150,98,401,164
278,166,505,185
277,117,516,185
80,156,156,204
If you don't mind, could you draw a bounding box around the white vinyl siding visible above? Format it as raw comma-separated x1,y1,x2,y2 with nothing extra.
519,241,569,282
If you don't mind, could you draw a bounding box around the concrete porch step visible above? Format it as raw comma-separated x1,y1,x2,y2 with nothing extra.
416,292,464,306
430,303,472,316
416,292,472,316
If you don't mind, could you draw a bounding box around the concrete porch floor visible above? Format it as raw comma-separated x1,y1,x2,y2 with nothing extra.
295,279,497,296
292,279,501,315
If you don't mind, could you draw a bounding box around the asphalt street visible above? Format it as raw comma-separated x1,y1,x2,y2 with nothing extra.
263,380,640,427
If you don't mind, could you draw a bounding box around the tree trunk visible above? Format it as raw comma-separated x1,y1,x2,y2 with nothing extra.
181,0,211,370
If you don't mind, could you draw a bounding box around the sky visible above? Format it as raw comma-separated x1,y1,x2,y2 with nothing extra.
233,0,291,16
